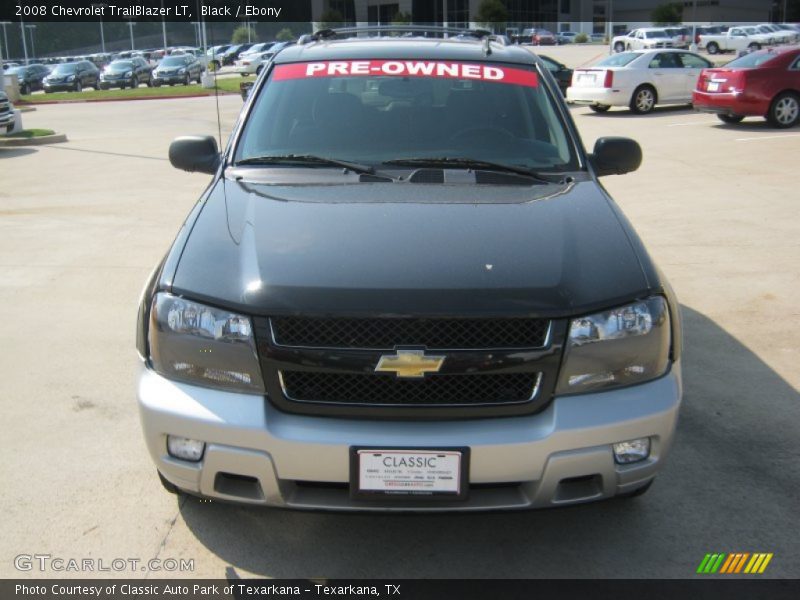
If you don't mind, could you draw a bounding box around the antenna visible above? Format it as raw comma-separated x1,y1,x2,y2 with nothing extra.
210,17,223,151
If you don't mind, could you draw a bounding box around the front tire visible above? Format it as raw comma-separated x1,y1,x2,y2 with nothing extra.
748,42,761,51
130,76,138,89
717,114,744,124
614,42,624,53
706,42,720,54
767,92,800,128
630,85,657,114
74,81,82,93
590,105,611,113
20,83,30,95
184,74,190,86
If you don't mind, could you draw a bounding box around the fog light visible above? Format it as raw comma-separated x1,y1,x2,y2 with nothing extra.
167,436,205,462
613,438,650,464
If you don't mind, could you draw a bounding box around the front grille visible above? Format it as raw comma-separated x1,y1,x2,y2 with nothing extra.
279,371,541,406
270,317,550,349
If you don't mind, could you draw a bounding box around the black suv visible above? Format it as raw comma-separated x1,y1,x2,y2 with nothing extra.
6,64,50,95
43,61,99,93
99,57,153,89
137,27,682,511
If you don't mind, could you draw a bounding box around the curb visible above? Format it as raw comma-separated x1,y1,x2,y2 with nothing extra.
17,91,238,105
0,133,68,146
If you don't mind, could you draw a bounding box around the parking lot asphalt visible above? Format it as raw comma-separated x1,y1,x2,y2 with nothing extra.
1,87,798,579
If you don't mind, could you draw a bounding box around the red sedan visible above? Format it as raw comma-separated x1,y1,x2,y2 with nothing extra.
693,45,800,128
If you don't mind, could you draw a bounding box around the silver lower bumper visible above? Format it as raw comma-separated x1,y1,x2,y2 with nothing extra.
137,363,681,511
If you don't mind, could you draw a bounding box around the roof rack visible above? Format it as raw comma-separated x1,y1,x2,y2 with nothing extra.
298,25,505,45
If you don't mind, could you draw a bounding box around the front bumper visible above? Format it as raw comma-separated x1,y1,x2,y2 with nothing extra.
153,74,187,85
138,362,682,511
99,77,134,89
43,82,78,92
566,86,630,108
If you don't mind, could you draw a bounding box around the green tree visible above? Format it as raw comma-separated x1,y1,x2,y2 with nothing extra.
231,25,253,44
319,9,344,30
475,0,508,31
275,28,295,42
651,3,683,26
392,11,412,25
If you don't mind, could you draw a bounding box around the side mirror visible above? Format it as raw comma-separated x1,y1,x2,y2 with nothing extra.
589,136,642,177
169,135,220,175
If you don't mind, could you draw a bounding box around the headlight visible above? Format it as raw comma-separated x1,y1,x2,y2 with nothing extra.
148,293,265,394
67,75,75,81
556,296,671,394
125,71,133,77
178,68,186,74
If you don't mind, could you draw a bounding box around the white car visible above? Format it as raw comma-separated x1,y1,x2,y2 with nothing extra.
567,49,713,114
234,50,275,76
756,24,793,44
611,28,674,53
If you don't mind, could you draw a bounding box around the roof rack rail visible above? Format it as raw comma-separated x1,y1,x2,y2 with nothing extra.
298,25,498,45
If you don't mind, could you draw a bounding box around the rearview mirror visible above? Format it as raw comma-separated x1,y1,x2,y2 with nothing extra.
589,137,642,177
169,135,220,175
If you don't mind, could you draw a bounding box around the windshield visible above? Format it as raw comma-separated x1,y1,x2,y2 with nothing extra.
725,52,780,69
235,59,577,172
160,57,187,67
52,63,78,74
108,61,133,70
597,52,639,67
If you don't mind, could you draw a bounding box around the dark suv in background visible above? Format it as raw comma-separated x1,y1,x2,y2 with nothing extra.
43,61,99,93
6,64,50,95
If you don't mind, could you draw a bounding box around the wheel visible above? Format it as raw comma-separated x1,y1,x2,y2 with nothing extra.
157,470,182,495
630,85,657,114
146,78,152,87
590,105,611,113
767,92,800,128
75,81,82,93
240,72,247,77
617,480,653,499
44,88,52,94
717,114,744,124
130,76,138,89
706,42,719,54
614,42,624,53
256,65,263,75
184,74,190,86
748,42,761,51
153,81,161,88
20,83,29,95
196,73,202,84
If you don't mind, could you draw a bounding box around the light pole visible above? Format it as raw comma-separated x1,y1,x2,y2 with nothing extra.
25,24,36,61
0,21,11,62
92,4,107,53
126,20,136,50
19,20,29,65
161,0,168,51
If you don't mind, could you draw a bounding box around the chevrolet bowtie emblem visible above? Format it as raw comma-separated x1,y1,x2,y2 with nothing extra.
374,349,445,378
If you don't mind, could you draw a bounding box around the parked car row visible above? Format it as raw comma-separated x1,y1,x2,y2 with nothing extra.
613,24,800,54
566,45,800,128
19,53,205,94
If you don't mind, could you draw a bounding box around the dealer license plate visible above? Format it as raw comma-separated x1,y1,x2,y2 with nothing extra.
577,73,596,85
707,82,720,91
351,448,468,500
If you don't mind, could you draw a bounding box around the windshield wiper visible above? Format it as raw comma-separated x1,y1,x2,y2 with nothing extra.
383,157,563,183
234,154,378,176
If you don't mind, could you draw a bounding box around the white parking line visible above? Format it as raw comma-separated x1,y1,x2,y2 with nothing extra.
735,134,800,142
666,120,717,127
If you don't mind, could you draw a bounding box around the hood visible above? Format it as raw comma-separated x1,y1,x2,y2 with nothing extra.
169,177,654,318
